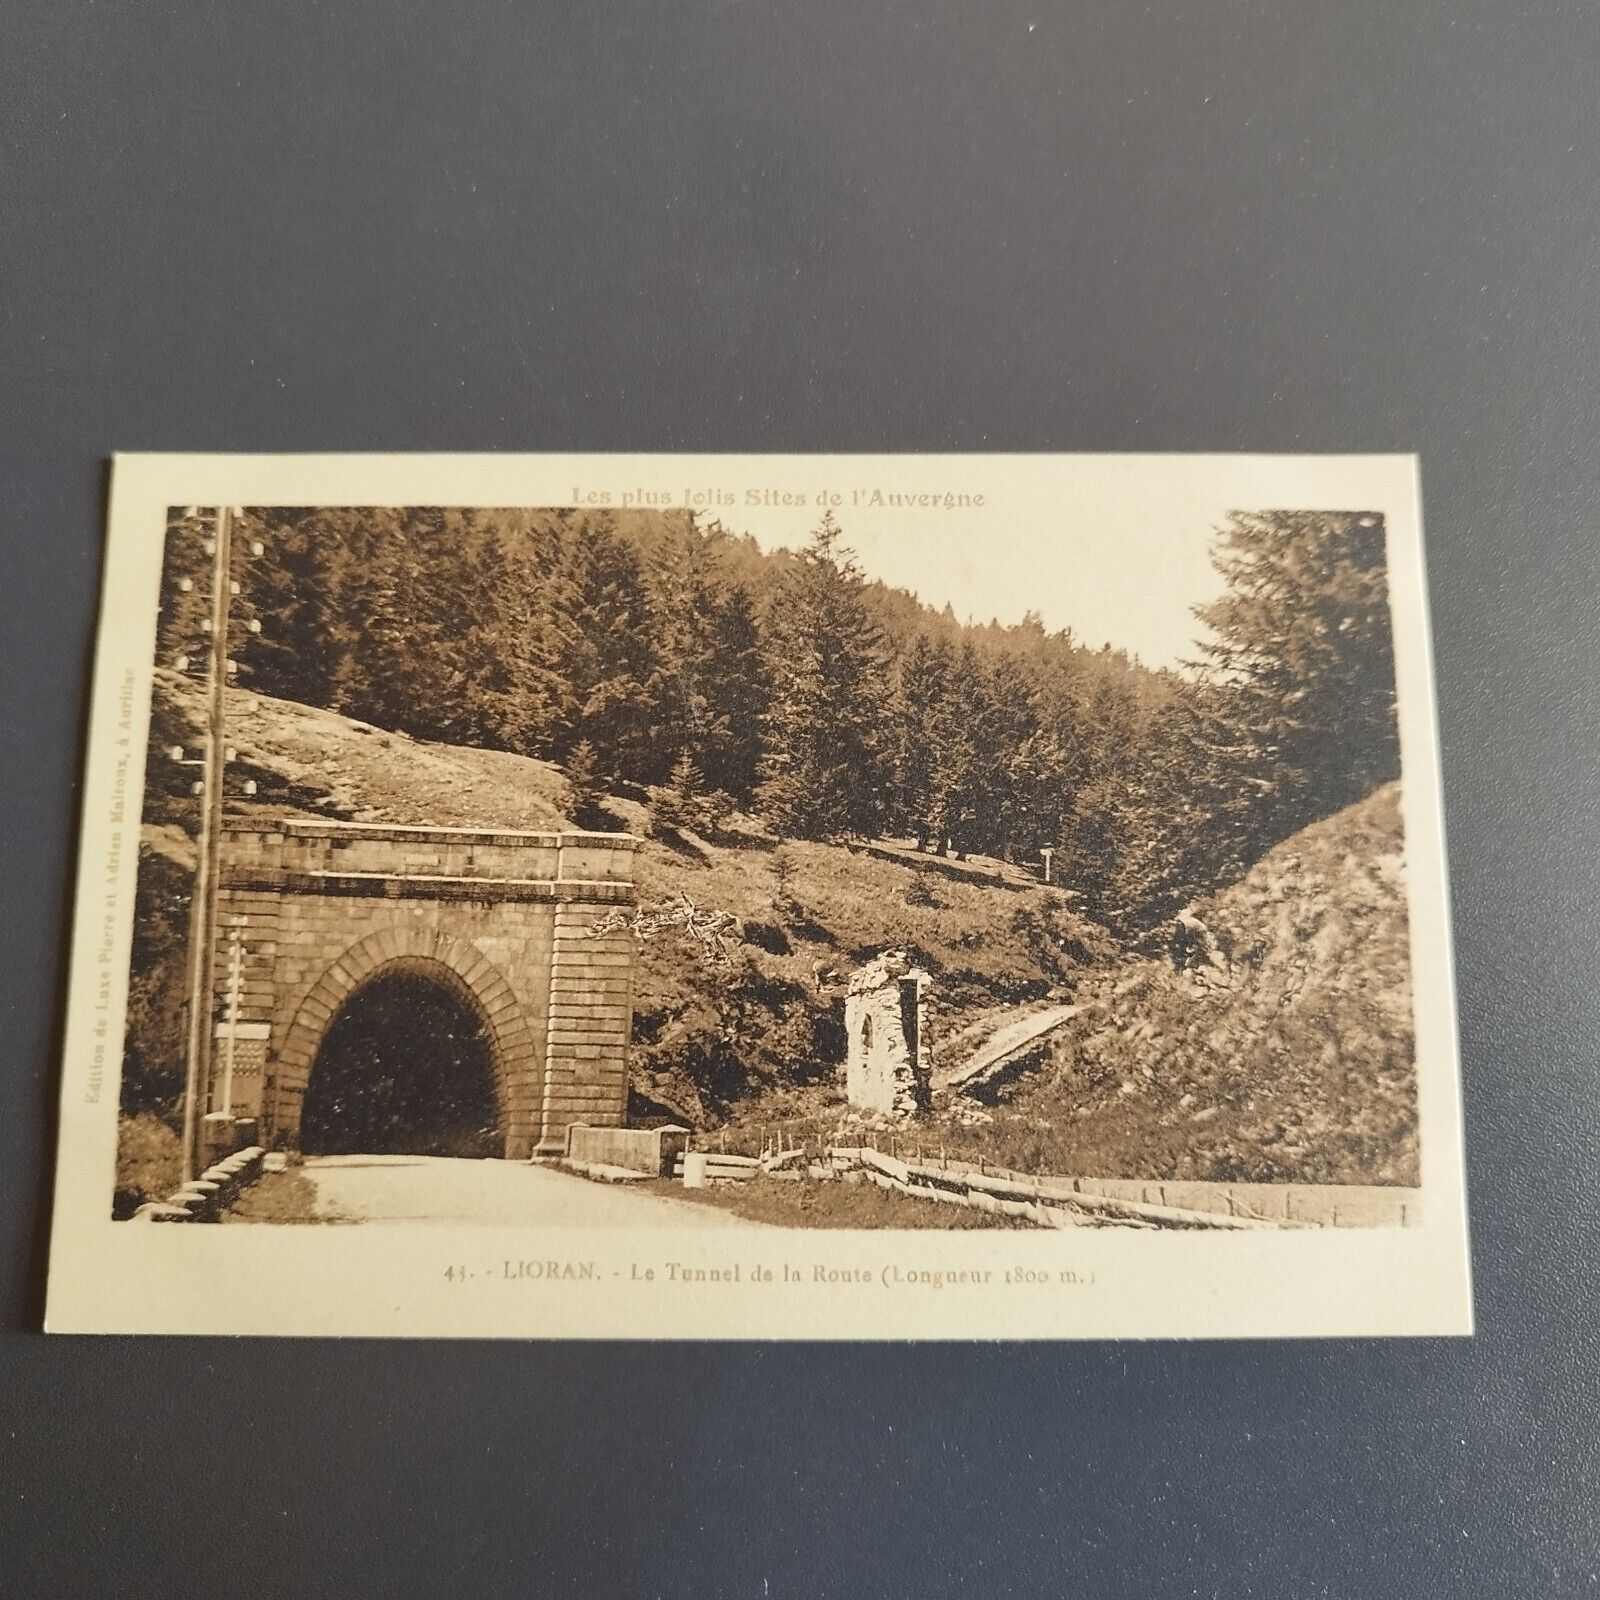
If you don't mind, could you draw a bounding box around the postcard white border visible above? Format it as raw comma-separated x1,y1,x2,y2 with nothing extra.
44,453,1472,1339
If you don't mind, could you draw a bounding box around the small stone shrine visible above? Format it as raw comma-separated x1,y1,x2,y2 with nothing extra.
843,950,932,1118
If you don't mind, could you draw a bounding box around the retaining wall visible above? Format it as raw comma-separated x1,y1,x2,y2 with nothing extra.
132,1146,267,1222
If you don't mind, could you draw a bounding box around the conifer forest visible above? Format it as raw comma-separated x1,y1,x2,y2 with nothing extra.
154,503,1400,938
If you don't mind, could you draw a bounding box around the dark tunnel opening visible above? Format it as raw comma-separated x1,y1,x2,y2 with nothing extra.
300,967,502,1158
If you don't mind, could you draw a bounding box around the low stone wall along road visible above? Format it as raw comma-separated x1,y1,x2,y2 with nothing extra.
297,1154,754,1226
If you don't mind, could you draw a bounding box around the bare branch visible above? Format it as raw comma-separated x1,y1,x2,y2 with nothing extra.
588,892,741,965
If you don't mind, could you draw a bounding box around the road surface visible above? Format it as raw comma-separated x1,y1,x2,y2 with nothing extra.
299,1153,756,1226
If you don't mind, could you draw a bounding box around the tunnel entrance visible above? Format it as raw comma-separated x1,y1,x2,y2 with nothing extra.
300,965,503,1158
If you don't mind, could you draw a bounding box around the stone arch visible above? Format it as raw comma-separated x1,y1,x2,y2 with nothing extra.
271,926,539,1155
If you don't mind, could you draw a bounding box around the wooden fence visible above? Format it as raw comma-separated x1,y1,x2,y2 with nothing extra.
663,1121,1414,1228
669,1139,1272,1229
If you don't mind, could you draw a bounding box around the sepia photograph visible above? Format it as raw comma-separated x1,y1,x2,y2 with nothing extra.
10,1,1592,1584
46,454,1470,1338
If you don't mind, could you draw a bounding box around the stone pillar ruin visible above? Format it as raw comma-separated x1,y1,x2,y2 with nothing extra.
843,951,932,1118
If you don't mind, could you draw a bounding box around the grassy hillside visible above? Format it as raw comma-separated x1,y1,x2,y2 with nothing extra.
130,675,1114,1132
127,677,1417,1189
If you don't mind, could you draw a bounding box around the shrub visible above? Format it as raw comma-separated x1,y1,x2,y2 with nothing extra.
113,1112,182,1219
770,845,800,912
741,920,792,956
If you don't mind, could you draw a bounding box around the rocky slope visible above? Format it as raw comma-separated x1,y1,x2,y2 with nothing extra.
988,782,1418,1184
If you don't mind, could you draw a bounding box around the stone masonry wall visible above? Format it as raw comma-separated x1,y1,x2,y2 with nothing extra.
540,901,637,1153
216,821,638,1160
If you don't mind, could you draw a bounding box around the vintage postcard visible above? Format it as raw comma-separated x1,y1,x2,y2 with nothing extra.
45,453,1471,1338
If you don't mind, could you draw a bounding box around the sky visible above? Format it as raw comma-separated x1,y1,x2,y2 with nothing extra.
719,474,1236,670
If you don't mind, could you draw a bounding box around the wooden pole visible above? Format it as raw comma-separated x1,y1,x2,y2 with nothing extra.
179,506,233,1184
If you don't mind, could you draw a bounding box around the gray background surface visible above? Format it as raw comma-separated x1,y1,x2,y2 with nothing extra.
2,3,1597,1595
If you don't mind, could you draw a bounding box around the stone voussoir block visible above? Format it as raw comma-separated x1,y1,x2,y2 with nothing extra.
297,994,336,1027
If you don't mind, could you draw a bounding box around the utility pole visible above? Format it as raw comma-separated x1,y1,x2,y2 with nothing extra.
169,507,265,1181
179,506,234,1183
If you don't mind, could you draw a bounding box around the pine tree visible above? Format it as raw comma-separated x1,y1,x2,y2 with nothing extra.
323,510,424,731
757,511,889,841
1191,510,1399,876
564,738,607,828
553,515,658,779
1002,730,1072,863
489,533,571,758
983,654,1045,857
154,508,219,674
1081,691,1211,932
233,509,344,707
669,747,704,805
641,514,768,799
644,515,723,782
927,639,991,857
889,633,951,848
654,748,710,836
508,513,584,758
699,581,768,802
